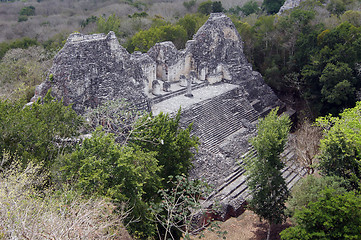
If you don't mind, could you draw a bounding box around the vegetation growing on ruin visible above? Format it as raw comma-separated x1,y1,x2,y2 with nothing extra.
1,0,361,239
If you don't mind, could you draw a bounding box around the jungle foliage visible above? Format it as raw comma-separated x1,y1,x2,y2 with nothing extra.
1,0,361,238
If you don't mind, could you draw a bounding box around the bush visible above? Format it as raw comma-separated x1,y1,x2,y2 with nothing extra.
197,1,223,15
262,0,285,14
150,175,215,240
97,14,123,38
281,189,361,240
327,0,346,15
18,15,28,22
0,46,51,101
19,6,35,16
183,0,197,11
0,158,128,239
240,0,259,16
316,102,361,190
287,175,347,216
57,129,161,237
0,91,83,167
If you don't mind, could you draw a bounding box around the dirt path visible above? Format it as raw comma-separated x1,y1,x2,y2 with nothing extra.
189,210,292,240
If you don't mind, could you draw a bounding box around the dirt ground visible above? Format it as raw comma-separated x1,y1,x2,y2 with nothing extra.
189,210,292,240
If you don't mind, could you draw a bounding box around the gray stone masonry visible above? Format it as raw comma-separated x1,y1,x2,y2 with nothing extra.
31,13,304,223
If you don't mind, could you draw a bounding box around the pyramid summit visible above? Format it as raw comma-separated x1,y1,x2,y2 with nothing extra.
32,13,281,114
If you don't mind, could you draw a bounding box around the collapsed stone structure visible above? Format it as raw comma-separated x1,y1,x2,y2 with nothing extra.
32,13,305,221
278,0,305,14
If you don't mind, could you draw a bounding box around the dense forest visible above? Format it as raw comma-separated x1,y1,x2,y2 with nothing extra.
1,0,361,239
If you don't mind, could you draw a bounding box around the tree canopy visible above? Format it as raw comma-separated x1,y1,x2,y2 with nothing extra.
316,101,361,190
281,189,361,240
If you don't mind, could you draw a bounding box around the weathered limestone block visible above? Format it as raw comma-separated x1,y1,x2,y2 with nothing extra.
163,81,171,92
148,41,179,82
152,80,161,95
278,0,305,14
130,51,156,94
31,31,149,113
185,78,193,98
179,74,187,87
190,71,197,83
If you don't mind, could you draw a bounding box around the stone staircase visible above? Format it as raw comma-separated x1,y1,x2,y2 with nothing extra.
201,141,307,221
180,89,259,154
172,83,305,224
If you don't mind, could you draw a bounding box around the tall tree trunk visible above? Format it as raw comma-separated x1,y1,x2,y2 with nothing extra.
266,221,271,240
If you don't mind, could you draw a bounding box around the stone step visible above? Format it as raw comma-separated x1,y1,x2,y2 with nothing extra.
203,145,306,218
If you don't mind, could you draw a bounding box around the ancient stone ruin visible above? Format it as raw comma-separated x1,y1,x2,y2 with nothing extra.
32,13,305,221
278,0,305,14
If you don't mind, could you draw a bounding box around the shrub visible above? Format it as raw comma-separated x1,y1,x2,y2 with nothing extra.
0,157,129,239
316,102,361,190
183,0,197,11
240,0,259,16
57,129,161,237
19,6,35,16
0,90,83,167
18,15,28,22
287,175,347,216
281,189,361,240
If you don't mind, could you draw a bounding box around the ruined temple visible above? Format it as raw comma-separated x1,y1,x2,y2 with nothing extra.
32,13,305,220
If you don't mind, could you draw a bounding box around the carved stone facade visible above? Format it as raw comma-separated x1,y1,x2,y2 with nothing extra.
32,13,304,221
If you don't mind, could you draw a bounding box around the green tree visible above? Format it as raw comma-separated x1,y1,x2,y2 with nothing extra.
19,6,35,16
240,0,259,16
97,14,123,38
177,14,207,39
58,129,161,237
316,102,361,190
0,91,83,167
245,108,291,240
280,189,361,240
127,25,188,53
130,110,199,184
197,1,223,15
197,0,213,15
287,175,347,216
301,22,361,115
212,1,223,13
341,10,361,27
327,0,346,15
85,102,198,187
319,62,355,106
262,0,285,14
